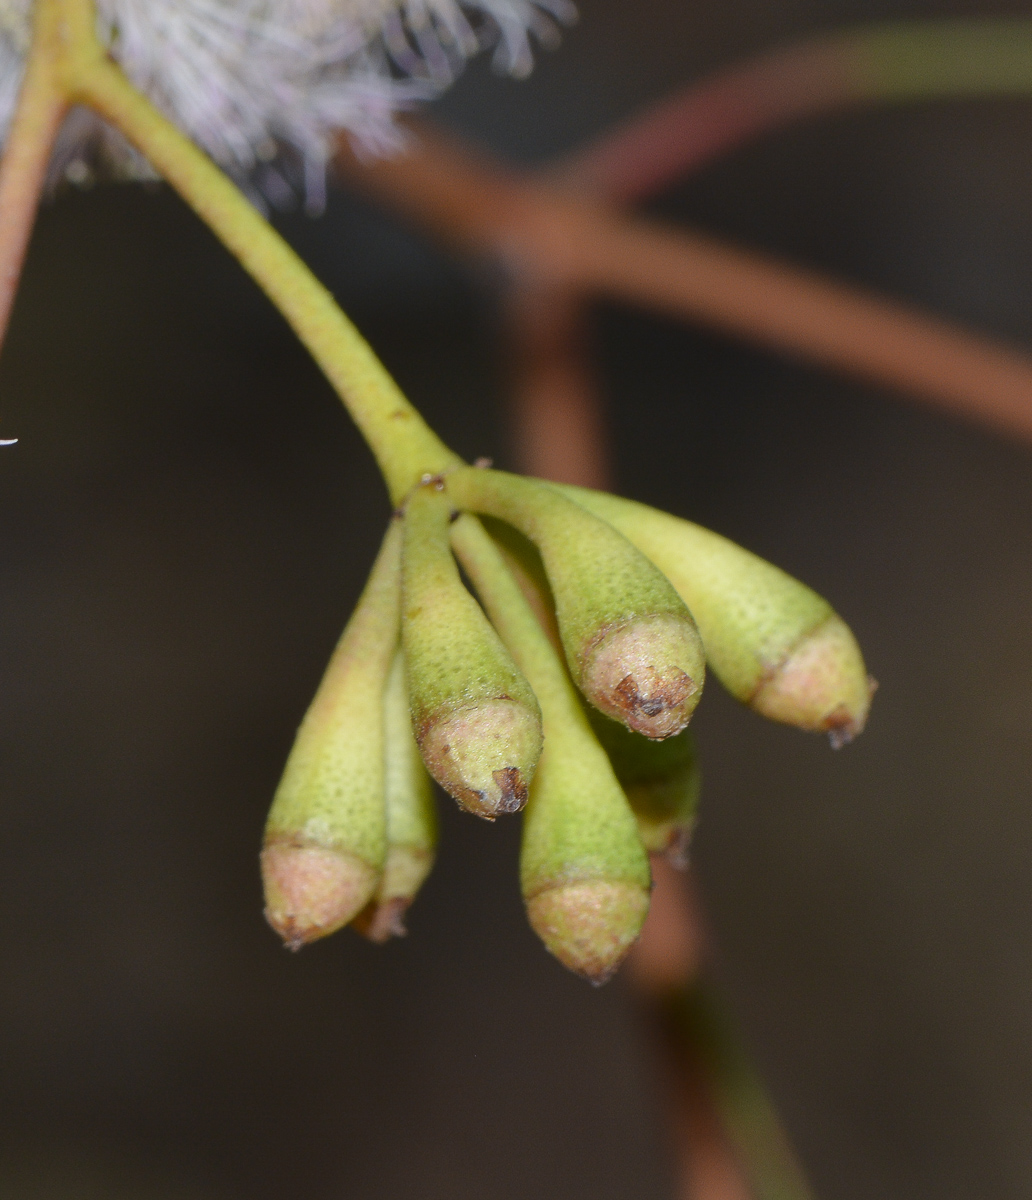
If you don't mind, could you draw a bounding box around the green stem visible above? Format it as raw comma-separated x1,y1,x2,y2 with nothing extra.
50,0,458,503
449,513,575,723
669,983,815,1200
561,17,1032,205
854,18,1032,102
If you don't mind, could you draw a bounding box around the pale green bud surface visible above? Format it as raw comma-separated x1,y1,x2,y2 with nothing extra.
557,485,873,744
520,726,653,984
262,518,401,948
448,468,705,740
353,650,438,942
451,515,651,983
402,483,542,818
588,708,700,860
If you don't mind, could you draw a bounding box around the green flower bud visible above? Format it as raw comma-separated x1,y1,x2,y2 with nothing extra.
262,519,401,949
448,467,705,740
519,725,653,984
557,486,874,745
481,517,699,859
353,650,438,943
451,515,651,983
402,481,542,818
587,707,700,860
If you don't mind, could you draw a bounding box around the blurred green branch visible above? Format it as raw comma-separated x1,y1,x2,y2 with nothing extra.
560,17,1032,202
664,983,815,1200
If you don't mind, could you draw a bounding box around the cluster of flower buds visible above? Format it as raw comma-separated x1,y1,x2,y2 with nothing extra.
261,467,874,982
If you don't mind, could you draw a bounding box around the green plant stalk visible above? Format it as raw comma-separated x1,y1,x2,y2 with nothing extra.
449,515,601,760
669,983,815,1200
587,707,700,858
564,17,1032,207
479,517,561,641
17,5,1032,509
49,0,458,504
31,4,1032,511
852,18,1032,102
380,649,438,893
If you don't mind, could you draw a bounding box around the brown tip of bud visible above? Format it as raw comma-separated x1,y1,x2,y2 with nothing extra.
352,897,410,944
526,880,650,984
583,617,701,739
351,845,433,943
751,615,874,745
261,840,378,949
419,699,539,819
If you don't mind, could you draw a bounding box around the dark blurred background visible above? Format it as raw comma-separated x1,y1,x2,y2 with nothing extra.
3,0,1032,1196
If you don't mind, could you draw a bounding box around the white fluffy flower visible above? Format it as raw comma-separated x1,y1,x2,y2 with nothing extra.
0,0,573,201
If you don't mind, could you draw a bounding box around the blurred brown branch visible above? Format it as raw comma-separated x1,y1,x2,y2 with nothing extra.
338,119,1032,442
631,861,750,1200
556,18,1032,205
554,36,859,205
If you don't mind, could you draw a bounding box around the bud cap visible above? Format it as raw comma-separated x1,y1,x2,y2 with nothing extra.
262,841,379,950
751,614,874,745
526,880,651,984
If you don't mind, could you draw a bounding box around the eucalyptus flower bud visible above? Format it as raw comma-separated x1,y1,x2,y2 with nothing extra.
588,707,700,861
447,467,705,739
403,481,542,818
557,486,874,745
262,519,401,949
519,724,653,983
476,518,699,858
353,650,438,942
450,514,652,983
